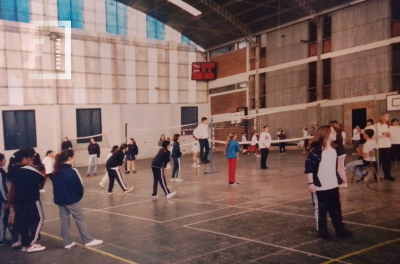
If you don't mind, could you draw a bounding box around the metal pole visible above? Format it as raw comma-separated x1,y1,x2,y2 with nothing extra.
124,123,128,172
204,117,218,175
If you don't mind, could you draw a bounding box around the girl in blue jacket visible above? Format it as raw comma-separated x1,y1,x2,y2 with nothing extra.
50,150,103,249
171,134,183,182
225,133,240,185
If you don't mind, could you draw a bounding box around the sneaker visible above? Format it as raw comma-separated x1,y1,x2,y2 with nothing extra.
242,150,246,154
124,187,134,193
132,170,137,173
108,191,115,195
317,230,332,239
94,173,96,176
336,229,353,238
99,182,104,189
191,164,196,168
124,171,130,174
85,239,103,247
12,241,21,248
229,182,240,186
196,164,201,168
256,155,260,158
174,178,183,182
170,178,175,182
64,242,76,249
27,243,46,252
21,247,28,252
339,183,348,188
86,174,90,177
39,189,46,193
166,191,177,199
385,177,396,181
283,153,286,155
151,194,158,197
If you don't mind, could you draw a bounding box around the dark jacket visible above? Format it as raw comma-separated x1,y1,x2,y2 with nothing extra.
49,164,83,206
305,146,341,188
171,141,182,158
334,129,346,156
0,168,8,203
152,148,171,168
61,140,73,150
88,143,100,157
126,144,138,159
10,165,45,205
106,150,125,168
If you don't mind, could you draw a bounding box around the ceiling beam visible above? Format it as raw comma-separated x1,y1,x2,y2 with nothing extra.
291,0,318,22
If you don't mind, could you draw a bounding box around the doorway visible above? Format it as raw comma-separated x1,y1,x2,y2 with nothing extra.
352,108,367,129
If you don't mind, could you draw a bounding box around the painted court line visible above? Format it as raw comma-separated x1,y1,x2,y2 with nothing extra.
41,232,140,264
185,226,351,264
184,209,255,226
320,237,400,264
94,210,163,223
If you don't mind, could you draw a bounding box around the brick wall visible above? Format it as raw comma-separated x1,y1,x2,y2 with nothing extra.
210,49,247,78
210,91,247,115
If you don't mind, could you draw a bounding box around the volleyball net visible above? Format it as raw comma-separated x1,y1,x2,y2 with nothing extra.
67,130,115,151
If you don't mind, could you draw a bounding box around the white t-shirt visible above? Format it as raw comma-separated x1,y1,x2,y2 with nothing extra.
341,131,346,143
259,132,272,149
251,135,258,145
390,126,400,144
241,135,247,142
352,128,360,140
193,124,209,139
42,156,55,175
303,129,308,138
362,140,378,162
376,123,391,148
316,146,339,191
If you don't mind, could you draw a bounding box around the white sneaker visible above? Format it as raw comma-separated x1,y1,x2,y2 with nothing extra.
229,182,240,186
21,247,28,252
170,178,175,182
242,150,246,154
124,187,134,193
99,182,104,189
39,189,46,193
12,241,21,248
196,164,201,168
85,239,103,247
340,183,348,188
191,164,196,168
174,178,183,182
64,242,76,249
256,155,261,158
27,243,46,252
166,191,177,199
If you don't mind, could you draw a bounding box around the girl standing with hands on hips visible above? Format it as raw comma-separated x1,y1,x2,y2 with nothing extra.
225,133,240,185
304,125,352,239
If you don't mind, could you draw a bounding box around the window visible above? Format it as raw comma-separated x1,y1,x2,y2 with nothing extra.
57,0,83,29
181,35,190,44
2,110,37,151
392,0,400,37
323,16,332,53
0,0,29,23
392,43,400,92
181,107,198,135
259,73,266,108
308,61,317,102
209,45,235,57
146,15,165,40
106,0,127,35
76,109,102,143
322,58,331,99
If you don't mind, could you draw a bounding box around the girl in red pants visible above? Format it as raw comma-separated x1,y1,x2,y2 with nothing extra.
224,133,240,185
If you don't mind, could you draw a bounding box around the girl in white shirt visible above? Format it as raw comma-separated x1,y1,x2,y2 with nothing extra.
390,119,400,164
376,113,395,181
248,132,260,157
99,145,119,188
191,136,200,168
305,125,352,239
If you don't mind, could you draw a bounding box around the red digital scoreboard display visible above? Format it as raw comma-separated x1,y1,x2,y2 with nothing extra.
192,62,217,80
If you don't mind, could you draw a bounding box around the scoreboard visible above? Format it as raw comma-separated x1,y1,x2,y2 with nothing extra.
192,62,217,80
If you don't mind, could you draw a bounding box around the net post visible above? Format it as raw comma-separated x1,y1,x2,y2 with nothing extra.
204,117,218,175
182,130,186,155
125,123,128,172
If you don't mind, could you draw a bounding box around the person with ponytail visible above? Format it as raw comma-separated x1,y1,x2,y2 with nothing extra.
49,149,103,249
304,126,352,239
6,149,46,252
125,138,139,174
105,143,133,194
99,145,119,189
224,133,240,185
376,113,395,181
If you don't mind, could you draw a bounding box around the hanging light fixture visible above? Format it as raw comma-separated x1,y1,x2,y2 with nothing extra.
168,0,202,16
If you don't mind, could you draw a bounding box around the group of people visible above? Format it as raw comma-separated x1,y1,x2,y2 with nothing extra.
0,148,103,252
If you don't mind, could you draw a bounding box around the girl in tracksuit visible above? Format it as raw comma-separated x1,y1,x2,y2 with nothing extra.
125,138,139,174
99,145,119,189
105,144,133,194
225,133,240,185
0,153,8,244
50,149,103,249
151,141,177,199
304,125,352,239
7,149,46,252
171,134,183,182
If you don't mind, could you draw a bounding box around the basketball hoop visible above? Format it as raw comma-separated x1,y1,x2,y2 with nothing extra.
231,112,241,124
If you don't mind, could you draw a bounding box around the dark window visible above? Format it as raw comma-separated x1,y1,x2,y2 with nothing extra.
2,110,37,150
308,61,317,102
322,58,331,86
392,0,400,21
392,43,400,91
76,108,102,143
308,88,317,103
309,21,317,42
323,16,332,39
181,107,198,135
209,45,235,57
